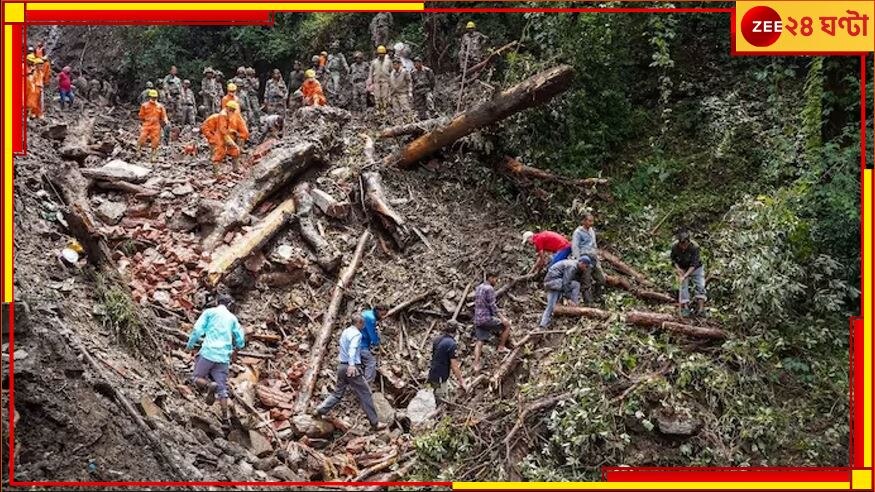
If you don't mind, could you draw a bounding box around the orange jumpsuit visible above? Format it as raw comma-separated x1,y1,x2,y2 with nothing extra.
138,100,168,149
25,68,44,118
202,111,247,163
228,110,250,144
221,93,240,110
301,79,327,106
40,60,52,86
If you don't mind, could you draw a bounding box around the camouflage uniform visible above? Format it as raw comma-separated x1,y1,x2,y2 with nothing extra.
229,73,251,120
178,85,197,126
201,74,222,115
325,52,349,105
349,59,369,112
410,65,435,120
388,66,413,123
74,74,89,102
368,55,392,117
161,73,182,119
287,68,305,111
369,12,393,48
247,70,261,122
458,30,489,72
263,77,288,116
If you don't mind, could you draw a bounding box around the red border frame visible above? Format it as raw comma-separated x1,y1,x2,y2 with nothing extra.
2,2,869,488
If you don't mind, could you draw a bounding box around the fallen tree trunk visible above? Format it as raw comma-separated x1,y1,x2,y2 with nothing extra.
293,182,341,272
504,392,571,446
551,305,614,320
205,196,297,287
385,291,432,319
310,187,350,219
498,156,608,188
60,116,96,162
81,168,148,184
47,164,115,266
295,230,371,412
389,65,574,169
362,171,409,249
625,310,728,340
490,332,534,386
604,275,674,304
377,116,451,139
204,141,325,250
599,249,656,288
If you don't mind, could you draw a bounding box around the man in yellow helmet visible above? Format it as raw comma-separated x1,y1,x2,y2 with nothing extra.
201,100,247,173
459,20,489,73
301,69,327,107
137,89,169,162
25,55,45,119
221,83,240,111
367,45,392,119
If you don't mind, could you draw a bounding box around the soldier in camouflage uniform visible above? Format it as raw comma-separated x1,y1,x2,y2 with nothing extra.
369,12,393,48
287,61,306,111
200,67,222,116
368,46,392,119
410,56,435,120
89,76,104,105
349,52,369,112
229,66,252,122
161,65,182,120
178,79,197,126
263,69,288,116
458,21,489,73
326,42,350,106
246,67,261,122
388,58,413,123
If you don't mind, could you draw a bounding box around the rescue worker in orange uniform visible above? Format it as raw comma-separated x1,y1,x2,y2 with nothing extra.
301,69,327,107
25,55,45,119
221,83,242,113
201,100,248,173
137,89,169,162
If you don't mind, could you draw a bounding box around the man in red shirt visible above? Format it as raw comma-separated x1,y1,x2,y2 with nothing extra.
58,66,73,110
523,230,572,273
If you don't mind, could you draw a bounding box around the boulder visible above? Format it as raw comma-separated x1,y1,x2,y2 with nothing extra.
655,410,701,436
291,414,335,438
406,389,437,425
95,201,127,225
92,160,152,182
248,430,274,458
372,392,396,424
270,465,302,482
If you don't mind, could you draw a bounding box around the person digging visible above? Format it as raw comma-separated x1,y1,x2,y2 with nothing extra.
186,294,246,424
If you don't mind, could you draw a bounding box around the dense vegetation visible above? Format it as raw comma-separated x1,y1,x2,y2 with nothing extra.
106,6,865,479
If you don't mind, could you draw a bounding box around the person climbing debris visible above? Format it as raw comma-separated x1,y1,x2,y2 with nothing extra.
473,273,511,372
427,322,467,405
24,55,45,119
138,81,155,104
258,113,284,143
161,65,182,121
301,69,327,107
671,229,707,317
201,100,247,173
178,79,197,127
411,56,435,120
539,257,593,329
369,12,393,48
263,69,288,116
360,305,387,384
368,46,392,119
349,52,370,112
523,230,572,273
58,66,74,110
389,58,414,122
136,89,168,162
186,294,245,424
326,42,349,104
571,212,605,301
200,67,222,116
313,314,388,432
246,67,261,122
459,21,489,73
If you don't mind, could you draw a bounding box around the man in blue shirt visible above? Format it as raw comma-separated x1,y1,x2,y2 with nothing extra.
360,305,387,384
314,314,388,431
186,294,245,422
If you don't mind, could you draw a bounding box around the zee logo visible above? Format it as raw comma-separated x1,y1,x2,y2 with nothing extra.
741,6,783,47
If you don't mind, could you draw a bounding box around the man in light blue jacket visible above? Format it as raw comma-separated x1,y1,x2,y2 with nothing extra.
571,212,605,301
187,294,245,421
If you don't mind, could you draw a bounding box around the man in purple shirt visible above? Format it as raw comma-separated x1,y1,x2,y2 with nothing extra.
473,273,511,372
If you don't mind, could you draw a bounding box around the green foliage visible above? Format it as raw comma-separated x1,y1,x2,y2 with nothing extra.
93,272,148,350
412,417,474,480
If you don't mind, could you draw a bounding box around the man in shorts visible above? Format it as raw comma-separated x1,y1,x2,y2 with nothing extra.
428,323,467,405
186,294,245,423
473,272,511,372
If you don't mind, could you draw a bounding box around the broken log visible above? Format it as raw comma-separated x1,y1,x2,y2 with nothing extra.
377,116,452,139
293,182,342,272
455,41,520,81
310,187,350,219
389,65,574,169
504,392,571,446
498,156,608,188
205,195,297,287
352,448,402,482
60,116,96,162
295,230,371,412
624,311,728,340
81,168,149,184
92,180,159,198
551,305,614,320
385,291,432,319
604,275,674,304
47,164,115,266
362,171,409,248
599,249,656,288
204,141,325,250
490,332,534,386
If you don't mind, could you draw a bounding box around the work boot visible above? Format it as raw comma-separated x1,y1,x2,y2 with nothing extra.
371,422,388,432
680,305,691,318
204,382,218,405
149,147,159,163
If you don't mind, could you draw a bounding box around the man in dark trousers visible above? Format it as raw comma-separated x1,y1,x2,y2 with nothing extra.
313,314,388,431
539,256,594,329
428,323,467,405
671,229,707,317
360,305,387,384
